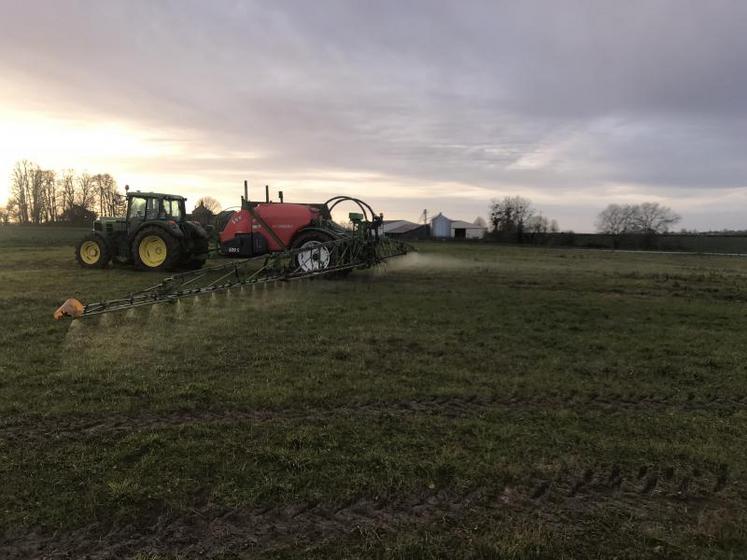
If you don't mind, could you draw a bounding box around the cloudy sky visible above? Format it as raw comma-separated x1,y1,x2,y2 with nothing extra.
1,0,746,231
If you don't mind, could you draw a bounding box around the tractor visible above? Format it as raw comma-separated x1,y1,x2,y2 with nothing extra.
75,188,210,271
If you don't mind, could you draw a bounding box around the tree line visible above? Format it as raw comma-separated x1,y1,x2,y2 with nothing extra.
1,160,126,225
488,196,560,241
487,196,681,243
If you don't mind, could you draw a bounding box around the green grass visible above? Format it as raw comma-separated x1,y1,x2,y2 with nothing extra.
0,223,88,247
2,232,747,558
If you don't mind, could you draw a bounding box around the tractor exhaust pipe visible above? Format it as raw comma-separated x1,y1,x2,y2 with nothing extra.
265,184,270,203
243,179,248,203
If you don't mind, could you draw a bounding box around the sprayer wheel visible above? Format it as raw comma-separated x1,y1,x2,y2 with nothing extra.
291,230,352,278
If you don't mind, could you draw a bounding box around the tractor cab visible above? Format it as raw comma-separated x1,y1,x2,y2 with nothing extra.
126,191,186,232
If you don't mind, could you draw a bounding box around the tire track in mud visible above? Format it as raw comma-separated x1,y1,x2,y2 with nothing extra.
1,465,735,560
530,463,731,502
2,391,746,444
1,490,486,559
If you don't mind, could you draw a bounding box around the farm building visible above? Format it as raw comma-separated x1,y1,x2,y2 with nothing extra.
379,220,430,240
430,213,486,239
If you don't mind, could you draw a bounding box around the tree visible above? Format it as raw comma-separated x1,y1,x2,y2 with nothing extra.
595,204,637,237
76,173,96,212
9,160,34,224
59,169,76,215
191,197,221,226
92,173,124,216
596,202,682,248
38,169,57,223
633,202,681,234
0,206,8,225
7,160,127,224
489,196,534,237
525,214,549,234
195,196,221,213
596,203,681,235
473,216,487,228
28,166,50,224
5,199,17,224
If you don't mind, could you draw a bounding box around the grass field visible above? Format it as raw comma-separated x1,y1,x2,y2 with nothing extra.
1,225,746,558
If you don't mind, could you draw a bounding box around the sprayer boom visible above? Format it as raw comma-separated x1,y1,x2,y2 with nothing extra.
54,235,410,319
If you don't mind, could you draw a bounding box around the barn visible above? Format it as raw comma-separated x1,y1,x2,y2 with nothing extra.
430,213,486,239
379,220,430,240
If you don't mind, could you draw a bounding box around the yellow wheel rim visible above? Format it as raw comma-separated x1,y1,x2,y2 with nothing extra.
139,235,168,268
80,240,101,264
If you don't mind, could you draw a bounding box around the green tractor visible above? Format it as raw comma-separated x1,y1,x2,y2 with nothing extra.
75,189,210,271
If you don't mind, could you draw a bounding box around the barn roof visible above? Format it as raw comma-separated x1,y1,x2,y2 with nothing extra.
387,222,426,234
450,220,485,229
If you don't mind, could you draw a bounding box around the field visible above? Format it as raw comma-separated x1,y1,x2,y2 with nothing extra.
1,225,746,559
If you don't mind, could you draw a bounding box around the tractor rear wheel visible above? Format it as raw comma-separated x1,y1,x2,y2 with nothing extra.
185,236,209,270
132,227,182,271
75,233,112,269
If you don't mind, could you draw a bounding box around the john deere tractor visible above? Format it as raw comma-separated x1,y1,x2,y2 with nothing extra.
75,190,210,271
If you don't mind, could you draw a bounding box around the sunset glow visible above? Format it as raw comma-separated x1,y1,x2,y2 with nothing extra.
2,1,747,230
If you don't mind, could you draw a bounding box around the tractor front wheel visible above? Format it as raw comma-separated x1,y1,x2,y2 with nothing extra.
132,227,182,271
75,233,112,269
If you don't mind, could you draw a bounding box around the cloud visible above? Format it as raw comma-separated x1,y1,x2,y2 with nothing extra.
1,0,746,230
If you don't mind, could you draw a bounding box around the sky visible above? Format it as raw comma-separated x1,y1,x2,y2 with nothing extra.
1,0,747,231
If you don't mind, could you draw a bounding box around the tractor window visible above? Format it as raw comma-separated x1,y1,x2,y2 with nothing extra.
128,197,147,219
162,199,182,220
145,198,159,220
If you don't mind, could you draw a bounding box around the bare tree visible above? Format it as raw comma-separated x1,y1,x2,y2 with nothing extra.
10,160,34,224
633,202,681,234
473,216,487,229
10,164,57,224
92,173,124,216
489,196,534,235
59,169,76,214
4,199,17,224
76,173,96,212
28,167,49,224
39,170,57,223
595,204,637,236
597,202,681,248
597,203,681,235
0,206,8,225
195,196,222,213
8,161,129,224
191,197,221,226
525,214,549,234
